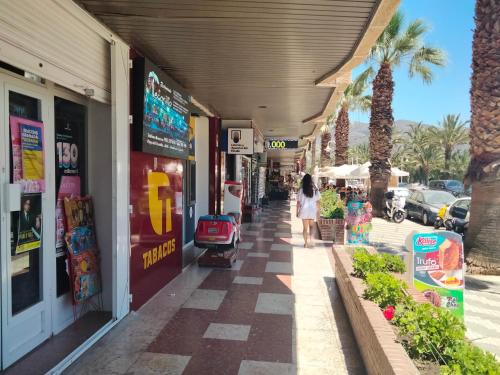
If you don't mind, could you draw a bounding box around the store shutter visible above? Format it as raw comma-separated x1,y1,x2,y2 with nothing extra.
0,0,111,103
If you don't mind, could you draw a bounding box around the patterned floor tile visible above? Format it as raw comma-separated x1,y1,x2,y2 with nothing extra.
239,360,295,375
270,243,293,252
265,261,293,274
233,276,264,285
247,252,270,258
182,289,227,310
203,323,251,341
238,242,254,250
255,293,294,315
127,352,191,375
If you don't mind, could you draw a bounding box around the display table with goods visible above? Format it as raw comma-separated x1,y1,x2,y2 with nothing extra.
330,245,500,375
317,189,345,243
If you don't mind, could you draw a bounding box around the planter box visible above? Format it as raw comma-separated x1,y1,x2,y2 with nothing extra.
330,245,419,375
317,218,345,243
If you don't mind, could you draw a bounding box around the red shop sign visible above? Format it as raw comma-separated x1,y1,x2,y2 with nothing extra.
129,152,183,310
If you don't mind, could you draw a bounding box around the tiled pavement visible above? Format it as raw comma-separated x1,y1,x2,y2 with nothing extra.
65,201,365,375
371,216,500,358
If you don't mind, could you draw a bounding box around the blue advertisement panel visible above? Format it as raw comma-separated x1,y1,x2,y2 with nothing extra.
410,231,465,318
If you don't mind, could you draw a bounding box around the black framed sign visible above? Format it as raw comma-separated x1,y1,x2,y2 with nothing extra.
133,57,191,159
265,138,299,150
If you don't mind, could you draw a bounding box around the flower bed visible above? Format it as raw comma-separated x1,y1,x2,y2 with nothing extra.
332,245,500,375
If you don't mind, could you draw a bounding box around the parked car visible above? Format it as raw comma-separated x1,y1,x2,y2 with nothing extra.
445,197,471,222
405,190,456,225
428,179,465,197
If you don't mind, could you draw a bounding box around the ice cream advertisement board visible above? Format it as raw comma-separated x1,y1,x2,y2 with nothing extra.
408,231,464,318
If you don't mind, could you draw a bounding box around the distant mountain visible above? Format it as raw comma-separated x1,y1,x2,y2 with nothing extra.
348,119,433,146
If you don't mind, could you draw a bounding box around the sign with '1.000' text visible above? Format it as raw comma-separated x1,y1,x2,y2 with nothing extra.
407,231,465,318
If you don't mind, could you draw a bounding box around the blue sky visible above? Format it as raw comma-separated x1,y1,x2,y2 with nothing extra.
351,0,475,126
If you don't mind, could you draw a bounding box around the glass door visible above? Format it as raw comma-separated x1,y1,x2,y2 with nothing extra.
0,74,52,368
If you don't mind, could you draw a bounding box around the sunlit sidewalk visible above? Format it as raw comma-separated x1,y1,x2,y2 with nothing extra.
65,200,364,375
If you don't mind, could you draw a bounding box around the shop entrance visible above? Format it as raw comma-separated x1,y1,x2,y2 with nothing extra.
0,71,53,368
0,67,114,371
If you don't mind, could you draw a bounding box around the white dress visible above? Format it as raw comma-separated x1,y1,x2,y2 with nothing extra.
297,188,320,220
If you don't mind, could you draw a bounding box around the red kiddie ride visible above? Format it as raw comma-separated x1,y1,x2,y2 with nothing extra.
196,181,243,268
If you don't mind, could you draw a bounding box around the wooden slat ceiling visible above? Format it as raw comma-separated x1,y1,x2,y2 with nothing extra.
79,0,379,140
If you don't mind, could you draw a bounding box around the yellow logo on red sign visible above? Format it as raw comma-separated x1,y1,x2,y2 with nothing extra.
148,171,172,235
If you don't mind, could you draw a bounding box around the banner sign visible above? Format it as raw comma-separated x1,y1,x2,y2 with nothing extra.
16,193,42,254
129,152,183,310
10,116,45,193
346,201,372,244
408,231,464,318
265,138,299,150
188,116,195,161
133,57,191,159
228,128,254,154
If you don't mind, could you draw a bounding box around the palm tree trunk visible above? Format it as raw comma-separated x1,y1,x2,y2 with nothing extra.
320,129,332,167
369,62,394,216
443,146,452,178
334,105,349,166
465,0,500,274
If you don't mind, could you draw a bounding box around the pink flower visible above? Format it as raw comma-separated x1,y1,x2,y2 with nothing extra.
383,306,395,320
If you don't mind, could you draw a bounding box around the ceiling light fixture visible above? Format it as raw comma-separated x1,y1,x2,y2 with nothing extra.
258,105,267,109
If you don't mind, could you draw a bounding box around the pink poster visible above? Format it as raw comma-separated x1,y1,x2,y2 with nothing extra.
10,115,45,193
56,176,81,250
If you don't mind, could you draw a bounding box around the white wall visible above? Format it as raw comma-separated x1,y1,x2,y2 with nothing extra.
195,116,209,223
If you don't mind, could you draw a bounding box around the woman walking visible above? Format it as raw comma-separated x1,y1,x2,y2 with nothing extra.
296,174,320,248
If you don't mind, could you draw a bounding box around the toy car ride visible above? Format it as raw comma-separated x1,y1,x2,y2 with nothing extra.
195,214,240,268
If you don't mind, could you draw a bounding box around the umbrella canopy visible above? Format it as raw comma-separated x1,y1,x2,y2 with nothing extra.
317,164,359,178
350,162,410,178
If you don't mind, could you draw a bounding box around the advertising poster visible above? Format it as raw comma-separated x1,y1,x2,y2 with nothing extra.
16,193,42,254
56,176,81,250
133,57,190,159
10,116,45,193
409,231,464,318
188,116,196,161
129,152,183,310
228,128,254,154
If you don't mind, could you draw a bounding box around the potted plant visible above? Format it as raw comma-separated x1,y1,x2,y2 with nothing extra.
317,190,345,243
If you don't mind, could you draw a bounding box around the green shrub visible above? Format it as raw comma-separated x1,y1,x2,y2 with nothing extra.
352,251,386,279
320,189,344,219
440,342,500,374
363,272,408,308
393,301,466,362
381,253,406,274
352,251,406,279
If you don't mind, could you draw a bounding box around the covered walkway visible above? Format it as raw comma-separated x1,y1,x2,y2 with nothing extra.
66,200,364,374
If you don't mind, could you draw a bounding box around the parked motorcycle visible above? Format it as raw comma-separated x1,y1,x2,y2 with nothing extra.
384,191,406,223
433,204,448,229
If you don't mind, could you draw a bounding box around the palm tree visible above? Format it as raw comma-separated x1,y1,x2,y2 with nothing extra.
334,71,371,166
404,123,443,185
449,150,470,180
320,115,334,167
465,0,500,274
348,144,370,164
366,11,446,215
429,114,469,176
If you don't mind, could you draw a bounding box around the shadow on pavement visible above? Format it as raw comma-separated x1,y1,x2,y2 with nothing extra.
324,276,367,375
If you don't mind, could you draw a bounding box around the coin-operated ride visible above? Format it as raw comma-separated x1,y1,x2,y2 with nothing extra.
196,181,242,268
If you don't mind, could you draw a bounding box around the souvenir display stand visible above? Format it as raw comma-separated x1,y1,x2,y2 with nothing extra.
63,196,103,318
196,181,242,268
345,200,373,245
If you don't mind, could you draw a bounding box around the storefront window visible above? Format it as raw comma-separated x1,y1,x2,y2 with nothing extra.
54,97,86,297
9,91,43,315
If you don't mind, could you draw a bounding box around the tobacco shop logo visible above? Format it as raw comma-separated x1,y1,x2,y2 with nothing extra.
148,171,172,235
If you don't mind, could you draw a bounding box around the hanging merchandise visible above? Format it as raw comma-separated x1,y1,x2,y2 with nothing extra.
55,176,81,251
63,196,101,304
10,116,45,193
345,200,373,244
15,193,42,254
